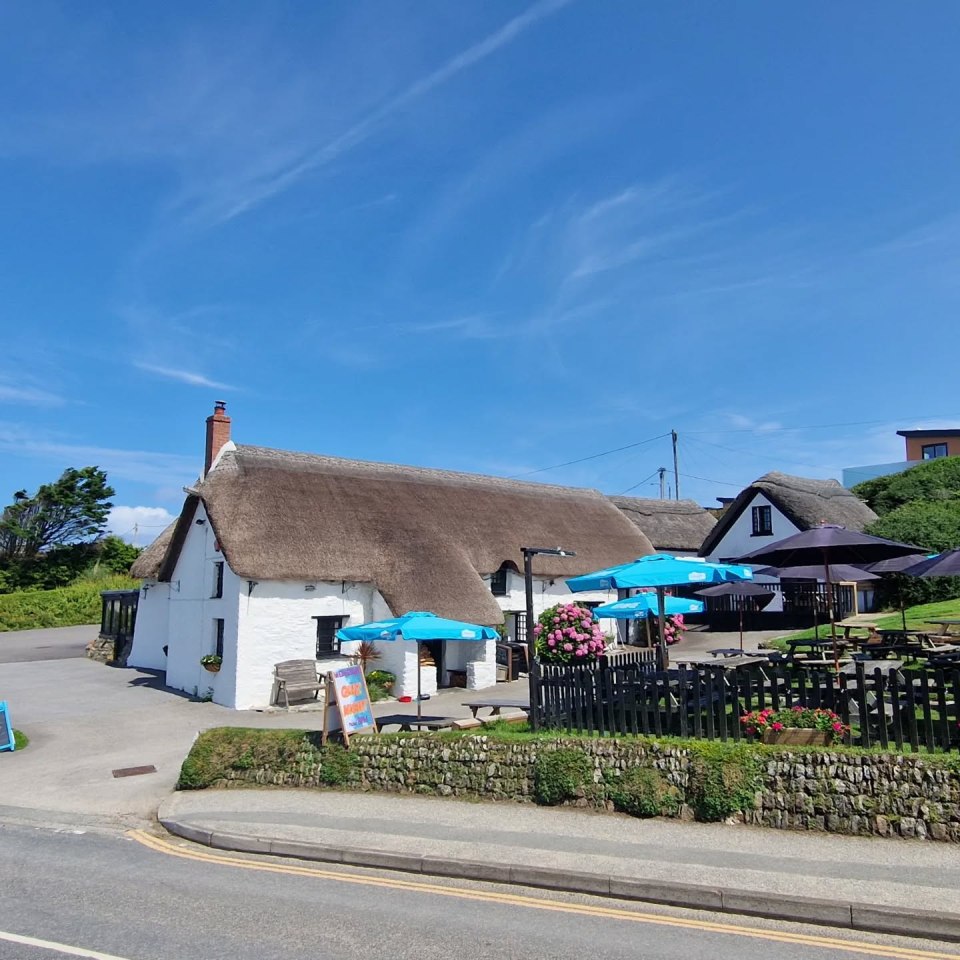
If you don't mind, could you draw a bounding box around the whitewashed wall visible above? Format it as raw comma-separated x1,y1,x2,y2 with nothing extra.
232,579,390,710
489,569,621,642
157,503,242,703
128,581,170,670
700,492,796,612
700,493,799,564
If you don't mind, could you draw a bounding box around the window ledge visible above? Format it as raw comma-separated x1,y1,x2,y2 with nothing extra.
750,532,774,537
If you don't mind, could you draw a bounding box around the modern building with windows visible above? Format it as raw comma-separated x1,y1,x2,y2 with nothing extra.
842,428,960,487
128,403,653,709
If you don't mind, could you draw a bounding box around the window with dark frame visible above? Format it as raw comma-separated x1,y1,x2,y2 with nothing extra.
751,504,773,536
212,561,224,599
490,566,508,596
314,616,345,657
513,612,527,643
922,443,948,460
214,618,225,659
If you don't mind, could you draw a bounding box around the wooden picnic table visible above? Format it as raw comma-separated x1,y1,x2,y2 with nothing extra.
375,713,459,732
463,698,530,719
927,619,960,637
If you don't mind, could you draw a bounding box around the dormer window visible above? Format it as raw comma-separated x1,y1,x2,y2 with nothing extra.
490,566,509,597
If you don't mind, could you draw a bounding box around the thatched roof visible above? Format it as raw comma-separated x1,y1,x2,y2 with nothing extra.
143,445,654,625
609,497,716,553
699,471,877,557
130,521,177,579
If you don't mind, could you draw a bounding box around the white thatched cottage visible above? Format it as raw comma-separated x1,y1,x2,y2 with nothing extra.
129,403,653,709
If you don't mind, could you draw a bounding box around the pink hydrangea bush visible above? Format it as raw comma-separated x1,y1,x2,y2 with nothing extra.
533,602,607,665
661,613,687,646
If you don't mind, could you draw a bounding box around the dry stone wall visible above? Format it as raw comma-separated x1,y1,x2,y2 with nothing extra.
207,733,960,843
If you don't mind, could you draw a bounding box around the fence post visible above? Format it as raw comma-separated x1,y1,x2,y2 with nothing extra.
529,658,541,732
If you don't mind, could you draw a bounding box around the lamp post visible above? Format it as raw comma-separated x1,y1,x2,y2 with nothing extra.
521,546,576,731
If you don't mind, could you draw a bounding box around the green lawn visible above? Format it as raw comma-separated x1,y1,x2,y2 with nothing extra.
770,597,960,646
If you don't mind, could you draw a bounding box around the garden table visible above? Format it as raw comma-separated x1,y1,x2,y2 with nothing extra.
375,714,459,732
928,619,960,637
463,699,530,719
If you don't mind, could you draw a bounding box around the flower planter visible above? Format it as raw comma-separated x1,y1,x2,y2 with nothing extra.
762,728,831,747
202,662,221,673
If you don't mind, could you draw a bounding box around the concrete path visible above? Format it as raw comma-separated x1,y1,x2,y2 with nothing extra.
0,624,95,663
160,788,960,941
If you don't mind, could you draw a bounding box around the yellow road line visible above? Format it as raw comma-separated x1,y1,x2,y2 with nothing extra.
128,830,959,960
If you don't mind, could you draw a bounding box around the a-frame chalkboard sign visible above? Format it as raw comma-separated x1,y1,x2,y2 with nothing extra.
321,664,378,747
0,701,15,752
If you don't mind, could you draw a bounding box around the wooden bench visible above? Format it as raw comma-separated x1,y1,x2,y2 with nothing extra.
273,659,322,708
463,698,530,719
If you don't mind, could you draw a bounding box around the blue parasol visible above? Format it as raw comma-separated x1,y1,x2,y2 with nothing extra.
338,612,498,719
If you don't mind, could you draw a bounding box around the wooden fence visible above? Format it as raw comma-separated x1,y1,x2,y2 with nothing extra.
532,660,960,753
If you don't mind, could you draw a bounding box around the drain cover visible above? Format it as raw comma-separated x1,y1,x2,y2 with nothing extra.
112,765,157,778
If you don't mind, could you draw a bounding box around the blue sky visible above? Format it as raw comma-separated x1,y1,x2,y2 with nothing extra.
2,1,960,544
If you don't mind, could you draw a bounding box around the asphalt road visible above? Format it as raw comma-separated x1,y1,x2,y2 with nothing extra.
1,824,956,960
0,624,94,663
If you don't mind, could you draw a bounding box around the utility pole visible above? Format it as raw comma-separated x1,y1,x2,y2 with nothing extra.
658,467,666,499
671,430,680,500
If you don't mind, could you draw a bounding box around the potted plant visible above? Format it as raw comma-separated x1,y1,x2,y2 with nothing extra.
741,705,848,746
200,654,222,673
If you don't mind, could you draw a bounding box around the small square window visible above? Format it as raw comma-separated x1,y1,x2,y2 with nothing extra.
490,567,508,596
922,443,948,460
314,616,345,657
751,504,773,536
212,561,224,599
213,618,225,659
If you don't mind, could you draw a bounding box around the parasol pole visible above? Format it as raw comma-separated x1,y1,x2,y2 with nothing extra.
739,600,744,653
644,613,652,648
657,585,668,670
824,550,839,673
899,577,908,631
416,640,422,722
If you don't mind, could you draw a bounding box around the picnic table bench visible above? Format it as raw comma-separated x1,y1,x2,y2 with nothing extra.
273,659,322,708
463,698,530,719
375,713,459,732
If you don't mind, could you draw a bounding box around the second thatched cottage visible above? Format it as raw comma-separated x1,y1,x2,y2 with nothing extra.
129,403,654,709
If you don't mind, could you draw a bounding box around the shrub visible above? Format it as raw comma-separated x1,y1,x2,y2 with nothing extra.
607,766,680,818
13,730,28,751
687,744,761,822
365,670,395,702
318,744,360,786
534,603,607,665
533,747,593,805
0,575,139,632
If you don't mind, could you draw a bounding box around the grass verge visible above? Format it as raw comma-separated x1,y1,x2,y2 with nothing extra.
773,597,960,644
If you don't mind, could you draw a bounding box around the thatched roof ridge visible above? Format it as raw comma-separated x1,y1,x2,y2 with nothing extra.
609,497,716,553
129,520,177,579
699,471,877,557
147,444,654,625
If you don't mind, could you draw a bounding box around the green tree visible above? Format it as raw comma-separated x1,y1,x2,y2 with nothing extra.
0,467,114,560
95,535,142,575
866,500,960,553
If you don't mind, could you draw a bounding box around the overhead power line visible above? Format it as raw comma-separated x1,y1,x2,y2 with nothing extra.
617,469,662,496
510,432,671,478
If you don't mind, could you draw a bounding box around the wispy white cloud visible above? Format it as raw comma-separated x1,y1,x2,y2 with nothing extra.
0,377,65,407
0,422,198,487
108,505,178,545
135,362,235,391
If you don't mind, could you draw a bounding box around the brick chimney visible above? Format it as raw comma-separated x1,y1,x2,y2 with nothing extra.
204,401,231,476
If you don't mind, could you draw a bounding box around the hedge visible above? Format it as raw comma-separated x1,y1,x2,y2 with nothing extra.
0,576,139,632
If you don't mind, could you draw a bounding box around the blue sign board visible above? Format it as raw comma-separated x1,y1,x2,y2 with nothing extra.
0,701,14,752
